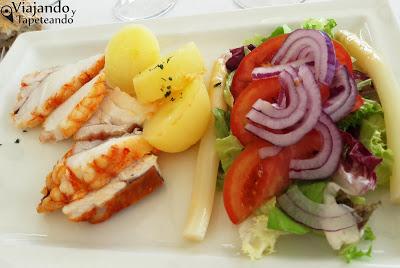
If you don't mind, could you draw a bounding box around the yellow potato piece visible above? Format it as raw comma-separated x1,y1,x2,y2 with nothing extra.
143,77,211,153
133,42,205,103
105,24,160,95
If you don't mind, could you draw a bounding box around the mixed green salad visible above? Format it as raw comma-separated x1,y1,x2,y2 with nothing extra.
214,18,393,263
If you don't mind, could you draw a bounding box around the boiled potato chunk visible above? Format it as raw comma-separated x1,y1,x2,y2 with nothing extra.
143,77,211,153
105,24,160,96
133,42,205,103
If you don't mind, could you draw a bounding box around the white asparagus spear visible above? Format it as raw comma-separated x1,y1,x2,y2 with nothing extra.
335,30,399,202
183,56,228,241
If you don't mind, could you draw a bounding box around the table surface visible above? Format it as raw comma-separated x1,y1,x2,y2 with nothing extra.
47,0,400,29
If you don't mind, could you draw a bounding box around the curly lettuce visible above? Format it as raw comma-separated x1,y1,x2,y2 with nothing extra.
339,244,372,263
239,198,282,260
301,18,337,38
339,226,375,263
359,114,393,186
243,24,292,47
338,98,382,131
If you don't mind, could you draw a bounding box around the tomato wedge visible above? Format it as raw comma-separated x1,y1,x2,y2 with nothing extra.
230,77,281,145
352,94,364,112
223,141,290,224
231,34,288,98
223,130,322,224
333,40,353,73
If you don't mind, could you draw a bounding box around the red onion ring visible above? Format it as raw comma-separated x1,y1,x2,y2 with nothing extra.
246,65,321,147
277,185,361,231
252,57,312,80
328,74,357,122
247,71,308,130
251,68,304,118
323,65,357,122
290,122,332,170
272,29,336,86
289,113,342,180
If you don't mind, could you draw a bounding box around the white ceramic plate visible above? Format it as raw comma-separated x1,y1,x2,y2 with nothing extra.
1,0,400,267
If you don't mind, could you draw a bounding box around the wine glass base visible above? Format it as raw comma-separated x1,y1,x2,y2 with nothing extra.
234,0,305,8
113,0,176,21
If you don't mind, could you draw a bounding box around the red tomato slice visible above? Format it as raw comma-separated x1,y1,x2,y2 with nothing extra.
231,34,288,98
333,40,353,73
230,77,281,145
223,130,323,224
352,94,364,112
319,84,330,104
223,141,290,224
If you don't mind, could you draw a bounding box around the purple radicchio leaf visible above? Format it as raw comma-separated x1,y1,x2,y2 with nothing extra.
225,45,255,72
332,131,382,195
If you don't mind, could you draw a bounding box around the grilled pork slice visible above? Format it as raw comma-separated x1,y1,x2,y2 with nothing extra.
62,155,163,223
74,88,155,141
40,73,108,143
37,134,153,213
12,54,105,129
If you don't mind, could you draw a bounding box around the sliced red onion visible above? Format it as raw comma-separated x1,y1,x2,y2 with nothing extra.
272,29,336,86
277,185,361,231
290,122,331,170
289,113,342,180
276,88,287,108
329,75,357,121
247,71,308,130
323,66,351,114
298,47,312,59
259,146,282,159
251,68,304,118
285,185,351,217
323,65,357,122
246,65,321,147
252,57,312,80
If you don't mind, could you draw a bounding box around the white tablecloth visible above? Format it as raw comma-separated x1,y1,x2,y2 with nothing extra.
48,0,400,29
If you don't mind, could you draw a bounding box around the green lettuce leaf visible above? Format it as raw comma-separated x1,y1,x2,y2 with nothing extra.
350,196,366,205
338,98,382,131
224,71,235,108
296,181,328,204
243,34,267,47
269,24,292,39
339,244,372,263
359,113,393,186
213,108,230,139
267,207,310,235
267,181,325,235
301,18,337,38
215,135,243,172
243,24,292,47
362,226,376,241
